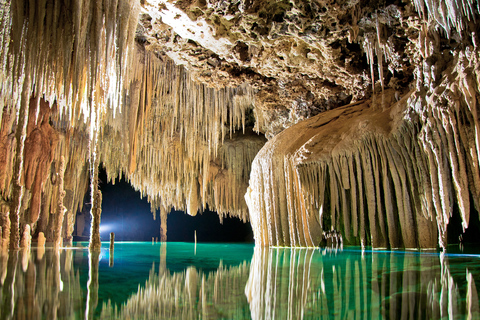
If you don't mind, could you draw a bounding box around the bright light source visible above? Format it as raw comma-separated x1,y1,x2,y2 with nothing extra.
100,223,115,234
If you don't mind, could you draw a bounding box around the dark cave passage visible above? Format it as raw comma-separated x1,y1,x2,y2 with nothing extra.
447,198,480,246
74,167,253,243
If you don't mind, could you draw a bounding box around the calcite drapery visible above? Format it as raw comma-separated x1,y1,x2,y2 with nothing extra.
247,79,480,249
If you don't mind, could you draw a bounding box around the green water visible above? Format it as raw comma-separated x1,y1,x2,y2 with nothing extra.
0,242,479,319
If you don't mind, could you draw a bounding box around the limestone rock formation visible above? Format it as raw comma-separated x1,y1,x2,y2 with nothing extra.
0,0,479,249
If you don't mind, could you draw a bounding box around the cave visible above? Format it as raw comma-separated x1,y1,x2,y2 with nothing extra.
0,0,480,318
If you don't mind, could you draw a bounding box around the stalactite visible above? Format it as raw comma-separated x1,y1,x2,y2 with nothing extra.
0,0,141,250
0,0,263,245
160,205,167,242
413,0,478,36
53,156,66,248
8,83,31,251
0,202,9,251
359,6,402,93
2,0,477,251
89,190,102,251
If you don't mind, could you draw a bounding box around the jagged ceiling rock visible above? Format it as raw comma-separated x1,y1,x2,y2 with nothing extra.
138,0,424,137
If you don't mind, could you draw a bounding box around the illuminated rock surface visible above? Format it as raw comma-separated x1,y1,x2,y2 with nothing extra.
0,0,479,248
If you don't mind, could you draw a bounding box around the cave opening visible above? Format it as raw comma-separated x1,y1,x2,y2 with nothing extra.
73,167,254,243
447,194,480,246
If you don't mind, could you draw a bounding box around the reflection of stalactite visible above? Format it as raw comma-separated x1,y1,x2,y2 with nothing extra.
86,250,100,320
467,269,480,318
0,248,83,319
246,247,480,319
246,247,314,319
2,251,18,318
159,243,167,275
100,258,251,319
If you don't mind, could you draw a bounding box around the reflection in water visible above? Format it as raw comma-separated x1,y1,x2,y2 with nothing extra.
246,247,480,319
0,244,479,319
0,248,83,320
86,251,100,320
100,245,251,319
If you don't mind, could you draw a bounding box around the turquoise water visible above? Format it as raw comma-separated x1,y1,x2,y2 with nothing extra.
0,242,479,319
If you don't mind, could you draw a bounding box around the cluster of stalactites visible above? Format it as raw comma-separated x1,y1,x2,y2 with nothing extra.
246,68,480,249
0,0,139,248
0,0,140,125
99,47,263,223
358,5,405,93
0,96,90,249
413,0,479,36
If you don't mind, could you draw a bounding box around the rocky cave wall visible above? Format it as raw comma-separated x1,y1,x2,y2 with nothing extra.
0,0,479,249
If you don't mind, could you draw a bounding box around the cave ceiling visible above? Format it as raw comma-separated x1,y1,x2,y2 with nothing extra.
139,0,419,138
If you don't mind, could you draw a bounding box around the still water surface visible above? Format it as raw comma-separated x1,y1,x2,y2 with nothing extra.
0,242,479,319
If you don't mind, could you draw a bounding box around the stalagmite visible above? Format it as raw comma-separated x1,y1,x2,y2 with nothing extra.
37,232,45,260
110,232,115,251
24,99,58,225
19,225,31,249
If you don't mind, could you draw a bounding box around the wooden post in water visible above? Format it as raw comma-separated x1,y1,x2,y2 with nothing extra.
109,232,114,267
110,232,114,250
